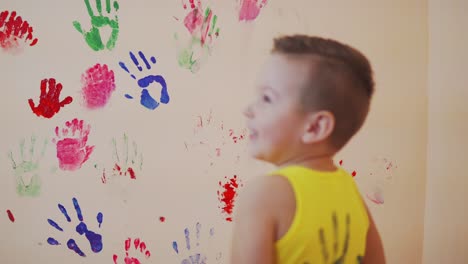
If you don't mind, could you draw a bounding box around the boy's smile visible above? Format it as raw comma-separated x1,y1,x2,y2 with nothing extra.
244,53,311,165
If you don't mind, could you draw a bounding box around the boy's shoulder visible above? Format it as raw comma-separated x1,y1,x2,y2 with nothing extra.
237,174,295,224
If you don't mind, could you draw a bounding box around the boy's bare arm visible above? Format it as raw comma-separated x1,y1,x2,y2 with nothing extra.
231,176,276,264
363,204,386,264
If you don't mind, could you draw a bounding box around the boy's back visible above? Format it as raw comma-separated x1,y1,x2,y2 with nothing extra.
270,165,368,264
230,35,385,264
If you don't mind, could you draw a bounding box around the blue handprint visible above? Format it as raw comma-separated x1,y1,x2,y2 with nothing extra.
46,197,104,257
172,222,216,264
119,51,170,110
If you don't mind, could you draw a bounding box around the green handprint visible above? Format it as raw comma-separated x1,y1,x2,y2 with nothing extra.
111,133,143,179
8,135,48,197
73,0,120,51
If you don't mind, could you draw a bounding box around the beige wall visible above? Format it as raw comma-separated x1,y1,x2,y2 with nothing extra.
0,0,431,263
423,0,468,263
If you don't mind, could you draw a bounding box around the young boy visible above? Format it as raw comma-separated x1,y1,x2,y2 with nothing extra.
231,35,385,264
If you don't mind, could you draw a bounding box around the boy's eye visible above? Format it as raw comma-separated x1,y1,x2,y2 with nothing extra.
262,94,271,103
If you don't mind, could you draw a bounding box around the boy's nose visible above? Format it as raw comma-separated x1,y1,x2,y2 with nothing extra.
243,104,254,119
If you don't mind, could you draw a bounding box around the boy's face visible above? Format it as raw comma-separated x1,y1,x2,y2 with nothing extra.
244,53,311,165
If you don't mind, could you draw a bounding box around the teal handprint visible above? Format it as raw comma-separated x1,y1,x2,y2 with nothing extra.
73,0,120,51
8,135,48,197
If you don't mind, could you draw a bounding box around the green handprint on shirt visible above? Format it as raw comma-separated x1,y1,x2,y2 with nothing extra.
73,0,120,51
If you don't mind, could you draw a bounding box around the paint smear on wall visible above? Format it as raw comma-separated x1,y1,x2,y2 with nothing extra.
0,10,38,53
8,135,48,197
338,160,357,177
81,63,116,110
186,110,247,167
175,0,220,73
217,175,243,222
73,0,120,51
29,78,73,119
366,156,398,205
53,118,94,171
113,237,151,264
238,0,268,22
6,209,15,222
47,197,103,257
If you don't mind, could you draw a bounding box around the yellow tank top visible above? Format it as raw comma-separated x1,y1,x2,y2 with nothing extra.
269,165,369,264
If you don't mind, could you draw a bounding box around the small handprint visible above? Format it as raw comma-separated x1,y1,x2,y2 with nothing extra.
99,133,143,183
47,197,104,257
172,222,215,264
81,63,116,110
113,237,151,264
73,0,120,51
28,78,73,119
175,0,220,73
53,118,94,171
238,0,268,22
314,212,363,264
8,135,48,197
0,10,38,53
119,51,169,110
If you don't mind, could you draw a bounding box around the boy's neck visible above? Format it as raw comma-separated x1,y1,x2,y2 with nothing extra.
277,153,338,172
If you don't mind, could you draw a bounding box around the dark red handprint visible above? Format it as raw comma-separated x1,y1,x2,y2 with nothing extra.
0,10,38,52
29,78,73,119
53,119,94,171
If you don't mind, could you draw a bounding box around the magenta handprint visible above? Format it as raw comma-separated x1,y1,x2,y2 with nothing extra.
238,0,268,22
53,119,94,171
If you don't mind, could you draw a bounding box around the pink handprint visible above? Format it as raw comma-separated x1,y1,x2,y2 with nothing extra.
53,119,94,171
113,237,151,264
238,0,268,22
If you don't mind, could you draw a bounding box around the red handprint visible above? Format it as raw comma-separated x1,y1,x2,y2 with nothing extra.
28,78,73,119
0,10,38,51
53,119,94,171
113,237,151,264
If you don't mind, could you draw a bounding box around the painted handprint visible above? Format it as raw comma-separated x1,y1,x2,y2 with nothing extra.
53,118,94,171
119,51,169,110
28,78,73,119
314,212,363,264
175,0,220,73
73,0,120,51
0,10,38,53
172,222,215,264
8,135,48,197
238,0,268,22
99,133,143,183
47,197,103,257
81,63,116,110
113,237,151,264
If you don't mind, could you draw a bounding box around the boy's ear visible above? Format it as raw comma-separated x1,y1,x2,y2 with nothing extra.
301,111,335,144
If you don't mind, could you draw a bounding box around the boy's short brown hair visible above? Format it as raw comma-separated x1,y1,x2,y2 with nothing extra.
272,35,375,151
